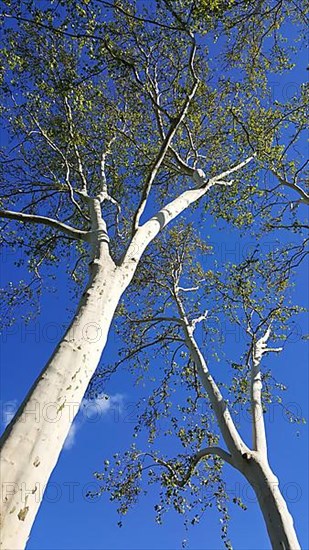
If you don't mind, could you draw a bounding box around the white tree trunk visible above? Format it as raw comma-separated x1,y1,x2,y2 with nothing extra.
0,251,129,550
243,456,301,550
0,177,209,550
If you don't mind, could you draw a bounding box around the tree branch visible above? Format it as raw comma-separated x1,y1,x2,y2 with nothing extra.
132,42,199,233
251,326,282,457
124,155,256,266
0,209,90,241
191,310,208,330
144,446,234,489
177,447,235,487
192,155,256,188
29,113,89,220
271,170,309,205
212,154,257,185
127,315,183,325
171,287,248,458
96,1,183,31
64,96,88,195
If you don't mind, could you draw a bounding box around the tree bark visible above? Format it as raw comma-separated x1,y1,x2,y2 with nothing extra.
0,249,128,550
242,455,301,550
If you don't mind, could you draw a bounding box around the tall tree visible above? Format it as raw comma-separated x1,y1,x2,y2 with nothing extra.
94,228,305,549
0,1,307,549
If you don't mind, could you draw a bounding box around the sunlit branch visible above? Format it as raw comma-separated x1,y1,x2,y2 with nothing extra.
132,55,199,233
0,209,90,241
30,114,89,220
99,137,116,195
213,154,257,182
191,311,208,331
124,155,256,267
271,171,309,205
145,65,175,151
251,326,282,456
171,283,248,457
64,96,88,195
93,136,122,235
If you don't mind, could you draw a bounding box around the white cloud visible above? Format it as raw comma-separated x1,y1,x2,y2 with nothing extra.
64,393,124,451
81,393,124,419
63,421,78,450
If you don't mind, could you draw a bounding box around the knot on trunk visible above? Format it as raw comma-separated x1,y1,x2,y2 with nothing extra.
242,452,252,462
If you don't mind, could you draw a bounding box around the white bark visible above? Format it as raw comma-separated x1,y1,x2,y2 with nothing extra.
171,288,249,462
251,333,269,457
170,292,301,548
183,334,301,549
189,332,301,548
251,328,282,458
0,184,207,550
0,254,124,550
0,197,132,549
242,455,301,550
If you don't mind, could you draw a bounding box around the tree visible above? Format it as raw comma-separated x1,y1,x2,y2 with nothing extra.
0,1,307,549
94,228,305,549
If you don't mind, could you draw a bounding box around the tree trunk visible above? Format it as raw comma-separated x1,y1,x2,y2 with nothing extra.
243,455,301,550
0,252,128,550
